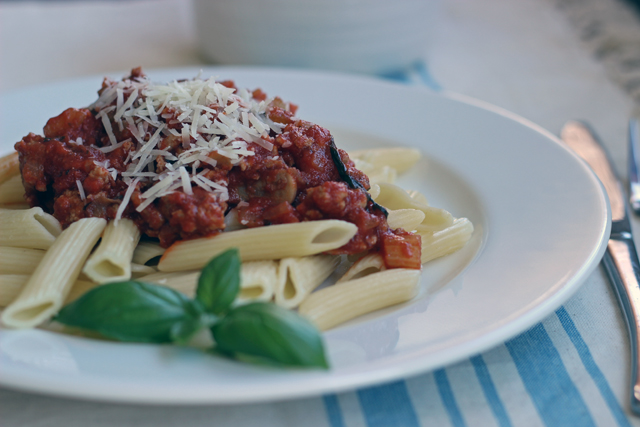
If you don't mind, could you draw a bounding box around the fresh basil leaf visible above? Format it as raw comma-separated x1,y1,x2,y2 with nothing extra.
55,281,204,343
211,302,328,368
196,248,241,315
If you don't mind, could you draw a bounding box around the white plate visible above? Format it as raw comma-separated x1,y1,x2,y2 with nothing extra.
0,67,610,404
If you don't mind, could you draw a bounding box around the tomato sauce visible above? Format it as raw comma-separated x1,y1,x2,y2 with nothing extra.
14,71,421,269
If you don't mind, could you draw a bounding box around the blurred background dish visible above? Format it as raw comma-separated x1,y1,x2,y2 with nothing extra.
193,0,440,75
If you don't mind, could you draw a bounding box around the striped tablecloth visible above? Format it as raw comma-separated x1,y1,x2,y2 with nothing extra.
1,0,640,426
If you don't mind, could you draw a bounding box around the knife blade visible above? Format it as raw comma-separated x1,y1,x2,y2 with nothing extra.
628,119,640,215
561,120,640,414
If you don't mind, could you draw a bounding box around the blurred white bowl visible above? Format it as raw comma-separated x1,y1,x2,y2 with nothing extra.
193,0,438,75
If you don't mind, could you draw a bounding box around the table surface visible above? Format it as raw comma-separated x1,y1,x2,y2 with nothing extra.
1,0,639,426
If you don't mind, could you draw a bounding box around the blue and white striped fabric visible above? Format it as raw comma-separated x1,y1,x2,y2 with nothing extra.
319,264,632,427
315,62,636,427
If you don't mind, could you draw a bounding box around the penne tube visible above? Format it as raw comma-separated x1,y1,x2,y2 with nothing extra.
275,255,340,309
138,261,278,301
0,247,46,274
419,206,456,230
0,203,30,210
374,183,428,210
83,219,141,284
353,159,397,184
65,280,100,304
367,166,397,185
338,253,386,282
130,263,158,278
138,271,199,297
299,269,421,331
386,209,425,231
0,207,62,249
0,274,28,307
238,260,278,301
348,148,421,173
374,183,453,230
368,183,380,200
158,220,357,272
0,275,97,307
1,217,106,328
419,218,474,264
0,152,19,186
0,175,25,204
132,241,165,265
406,189,429,206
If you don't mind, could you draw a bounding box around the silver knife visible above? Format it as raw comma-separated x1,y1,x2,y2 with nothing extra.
628,119,640,215
561,121,640,414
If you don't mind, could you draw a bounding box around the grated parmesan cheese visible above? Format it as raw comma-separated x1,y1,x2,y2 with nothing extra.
76,180,86,201
115,178,139,223
91,73,291,219
178,167,193,195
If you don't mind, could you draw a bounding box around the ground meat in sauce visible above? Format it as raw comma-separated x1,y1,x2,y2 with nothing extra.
14,70,421,267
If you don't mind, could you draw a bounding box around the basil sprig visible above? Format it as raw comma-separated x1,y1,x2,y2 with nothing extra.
55,248,328,368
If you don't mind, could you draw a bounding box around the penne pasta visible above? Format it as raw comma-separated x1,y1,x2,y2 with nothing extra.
138,261,279,301
0,274,28,307
132,241,165,265
83,219,141,284
0,247,46,274
348,148,421,173
137,271,200,297
352,159,397,184
0,152,19,186
337,253,386,283
65,280,100,304
406,189,429,206
368,166,397,185
1,217,106,328
374,183,454,230
0,203,30,210
386,209,426,231
0,275,97,307
0,174,25,204
299,269,421,330
0,207,62,249
130,263,158,278
419,218,474,263
374,183,426,210
275,255,340,309
417,205,454,229
368,183,381,200
158,220,357,272
239,260,278,301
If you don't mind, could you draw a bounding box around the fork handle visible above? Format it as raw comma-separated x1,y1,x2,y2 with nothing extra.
603,236,640,413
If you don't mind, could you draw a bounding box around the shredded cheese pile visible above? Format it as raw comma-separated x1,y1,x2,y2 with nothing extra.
88,74,288,220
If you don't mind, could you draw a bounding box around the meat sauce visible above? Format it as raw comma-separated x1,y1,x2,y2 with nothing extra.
15,69,421,269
